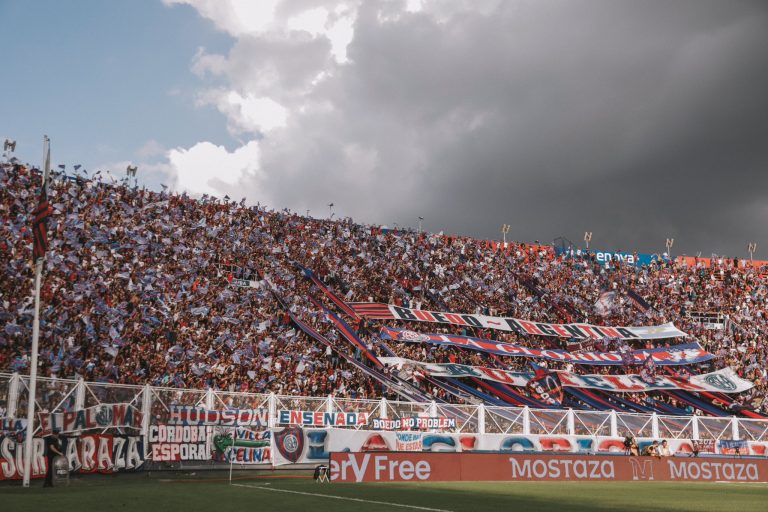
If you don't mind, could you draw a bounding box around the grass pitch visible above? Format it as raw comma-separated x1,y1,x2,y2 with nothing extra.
2,476,767,512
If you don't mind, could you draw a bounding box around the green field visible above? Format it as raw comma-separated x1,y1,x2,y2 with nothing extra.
3,476,768,512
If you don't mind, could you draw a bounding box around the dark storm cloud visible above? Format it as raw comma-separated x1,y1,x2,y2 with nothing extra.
210,0,768,258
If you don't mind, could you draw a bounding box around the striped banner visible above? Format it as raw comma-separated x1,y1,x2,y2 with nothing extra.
379,357,753,393
380,326,712,366
352,303,687,340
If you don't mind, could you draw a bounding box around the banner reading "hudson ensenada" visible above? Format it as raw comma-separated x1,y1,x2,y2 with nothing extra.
380,327,712,366
351,303,686,340
379,357,753,393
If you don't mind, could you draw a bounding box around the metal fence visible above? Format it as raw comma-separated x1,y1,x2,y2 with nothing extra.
2,372,766,442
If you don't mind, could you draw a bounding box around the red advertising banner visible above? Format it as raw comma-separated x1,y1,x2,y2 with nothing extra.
330,452,768,483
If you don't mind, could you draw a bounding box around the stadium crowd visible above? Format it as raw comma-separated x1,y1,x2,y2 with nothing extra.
1,161,766,415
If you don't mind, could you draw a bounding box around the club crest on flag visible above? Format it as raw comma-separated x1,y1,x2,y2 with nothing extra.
702,373,737,392
95,405,114,427
526,363,563,405
398,330,432,343
275,426,304,463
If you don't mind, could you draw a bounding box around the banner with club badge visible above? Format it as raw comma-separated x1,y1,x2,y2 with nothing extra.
379,357,753,393
380,327,713,366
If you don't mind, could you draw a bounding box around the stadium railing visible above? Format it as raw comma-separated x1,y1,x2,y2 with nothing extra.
1,372,766,442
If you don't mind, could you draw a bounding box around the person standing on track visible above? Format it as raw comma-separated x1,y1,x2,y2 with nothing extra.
43,429,64,488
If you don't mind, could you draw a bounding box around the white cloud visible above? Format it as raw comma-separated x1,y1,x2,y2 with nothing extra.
286,7,329,36
168,140,261,197
160,0,471,216
136,139,166,159
199,90,288,135
163,0,280,36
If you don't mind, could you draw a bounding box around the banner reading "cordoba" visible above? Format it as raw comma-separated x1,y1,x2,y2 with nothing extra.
352,303,686,340
379,357,753,393
380,327,712,366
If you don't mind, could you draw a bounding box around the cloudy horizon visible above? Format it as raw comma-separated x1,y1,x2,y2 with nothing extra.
2,0,766,258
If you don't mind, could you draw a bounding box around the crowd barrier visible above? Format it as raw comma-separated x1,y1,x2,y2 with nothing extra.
330,452,768,483
1,372,767,480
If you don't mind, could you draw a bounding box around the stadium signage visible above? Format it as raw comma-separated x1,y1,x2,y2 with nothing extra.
395,432,423,451
148,425,209,462
213,429,272,464
64,434,145,473
38,403,143,434
272,428,768,465
380,327,713,366
231,278,263,289
378,358,753,393
556,247,664,267
351,303,687,340
0,434,144,480
667,460,758,481
370,417,457,431
277,410,369,427
330,453,432,482
330,452,768,483
0,417,26,432
509,457,615,479
167,406,269,427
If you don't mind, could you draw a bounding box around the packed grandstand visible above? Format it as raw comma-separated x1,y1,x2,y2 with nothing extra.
1,160,767,421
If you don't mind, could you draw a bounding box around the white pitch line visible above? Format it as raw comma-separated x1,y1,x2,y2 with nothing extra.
231,483,454,512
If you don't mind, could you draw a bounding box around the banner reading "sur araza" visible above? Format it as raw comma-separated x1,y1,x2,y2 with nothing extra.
1,433,144,480
379,357,753,393
381,327,713,366
351,303,687,340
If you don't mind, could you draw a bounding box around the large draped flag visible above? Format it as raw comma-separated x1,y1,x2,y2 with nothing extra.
379,326,713,366
351,303,687,340
377,357,754,394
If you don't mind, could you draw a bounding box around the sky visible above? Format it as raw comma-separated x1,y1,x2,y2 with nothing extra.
1,0,766,258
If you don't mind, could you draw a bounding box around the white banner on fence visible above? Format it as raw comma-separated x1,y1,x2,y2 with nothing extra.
379,358,754,394
167,406,269,427
39,404,143,434
270,427,768,465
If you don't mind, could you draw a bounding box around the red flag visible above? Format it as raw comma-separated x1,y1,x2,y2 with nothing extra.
32,184,53,261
